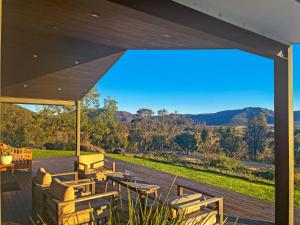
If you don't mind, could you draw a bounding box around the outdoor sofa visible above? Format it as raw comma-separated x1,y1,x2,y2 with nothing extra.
74,153,115,180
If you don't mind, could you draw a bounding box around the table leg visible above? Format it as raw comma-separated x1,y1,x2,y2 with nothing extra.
154,190,158,200
118,184,122,195
104,180,108,192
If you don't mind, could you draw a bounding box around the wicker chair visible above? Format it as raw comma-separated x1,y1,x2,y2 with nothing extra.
44,178,118,225
32,168,95,221
166,184,224,225
74,154,115,180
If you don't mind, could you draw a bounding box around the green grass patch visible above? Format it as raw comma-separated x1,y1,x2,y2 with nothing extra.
107,153,300,208
32,149,91,159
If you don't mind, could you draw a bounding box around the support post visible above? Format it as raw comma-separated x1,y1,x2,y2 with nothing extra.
0,1,3,223
274,46,294,225
76,100,81,156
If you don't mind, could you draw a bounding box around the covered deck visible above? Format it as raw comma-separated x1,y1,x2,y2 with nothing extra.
1,0,300,224
2,156,300,225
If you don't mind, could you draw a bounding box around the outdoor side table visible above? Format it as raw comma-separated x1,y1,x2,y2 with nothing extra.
0,163,15,174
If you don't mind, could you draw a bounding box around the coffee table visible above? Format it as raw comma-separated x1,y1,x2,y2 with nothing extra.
0,163,15,174
104,172,160,200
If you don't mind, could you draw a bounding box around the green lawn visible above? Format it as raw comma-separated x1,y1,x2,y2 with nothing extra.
32,149,91,159
107,153,300,208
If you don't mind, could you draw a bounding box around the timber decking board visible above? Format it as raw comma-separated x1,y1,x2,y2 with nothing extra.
1,156,299,225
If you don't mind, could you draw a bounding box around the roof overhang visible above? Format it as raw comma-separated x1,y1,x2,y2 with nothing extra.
1,0,295,102
173,0,300,45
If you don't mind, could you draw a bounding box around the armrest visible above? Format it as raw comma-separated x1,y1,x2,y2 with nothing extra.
90,160,104,166
52,171,78,180
63,178,92,185
104,160,116,172
172,197,223,210
78,162,89,172
177,184,214,198
58,191,118,206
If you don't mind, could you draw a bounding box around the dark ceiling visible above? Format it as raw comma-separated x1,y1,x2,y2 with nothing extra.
1,0,287,101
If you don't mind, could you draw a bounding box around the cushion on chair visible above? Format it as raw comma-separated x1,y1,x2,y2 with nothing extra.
167,193,202,205
50,178,75,214
167,193,204,219
78,154,104,170
36,168,52,186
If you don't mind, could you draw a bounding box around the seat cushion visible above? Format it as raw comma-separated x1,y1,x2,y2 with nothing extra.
78,154,104,170
36,168,52,186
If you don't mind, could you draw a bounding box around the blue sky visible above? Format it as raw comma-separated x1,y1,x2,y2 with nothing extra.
97,45,300,114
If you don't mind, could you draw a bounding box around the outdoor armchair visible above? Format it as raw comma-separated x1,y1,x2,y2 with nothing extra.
32,168,95,221
44,178,118,225
166,184,224,225
74,153,116,180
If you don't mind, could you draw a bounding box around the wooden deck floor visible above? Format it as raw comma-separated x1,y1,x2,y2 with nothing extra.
1,156,299,225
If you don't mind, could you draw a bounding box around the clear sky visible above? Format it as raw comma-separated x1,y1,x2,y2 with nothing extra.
97,45,300,114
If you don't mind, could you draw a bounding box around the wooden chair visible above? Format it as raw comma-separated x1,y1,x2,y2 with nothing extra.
74,154,115,180
166,184,224,225
44,178,118,225
32,168,95,221
0,143,32,172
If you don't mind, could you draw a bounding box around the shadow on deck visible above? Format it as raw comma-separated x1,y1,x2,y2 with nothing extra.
1,156,299,225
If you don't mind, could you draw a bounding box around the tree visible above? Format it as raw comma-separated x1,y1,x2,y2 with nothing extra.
90,97,119,149
174,132,197,155
244,113,269,160
157,109,168,116
218,126,246,157
150,134,167,151
198,127,218,153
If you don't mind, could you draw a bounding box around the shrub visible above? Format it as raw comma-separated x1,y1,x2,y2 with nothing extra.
256,149,274,163
200,153,247,172
143,152,178,164
251,169,274,180
80,142,105,152
44,141,68,150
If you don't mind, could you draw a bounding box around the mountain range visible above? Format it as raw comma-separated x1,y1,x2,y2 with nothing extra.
6,104,300,127
117,107,300,126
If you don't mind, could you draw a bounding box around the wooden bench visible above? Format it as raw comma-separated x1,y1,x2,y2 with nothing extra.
1,144,32,172
12,148,32,172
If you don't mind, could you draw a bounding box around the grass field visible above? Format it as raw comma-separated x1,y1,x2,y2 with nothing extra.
106,153,300,208
32,149,91,159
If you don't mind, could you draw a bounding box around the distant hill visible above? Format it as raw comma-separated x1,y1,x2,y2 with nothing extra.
6,104,300,127
1,104,35,117
116,107,300,126
186,107,274,125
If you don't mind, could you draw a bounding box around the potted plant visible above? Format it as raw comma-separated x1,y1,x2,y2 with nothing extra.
0,145,14,165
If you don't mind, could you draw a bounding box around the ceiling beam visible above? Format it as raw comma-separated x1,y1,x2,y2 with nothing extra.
0,97,75,106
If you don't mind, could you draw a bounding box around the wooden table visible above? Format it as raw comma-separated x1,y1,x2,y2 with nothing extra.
104,172,160,201
0,163,15,174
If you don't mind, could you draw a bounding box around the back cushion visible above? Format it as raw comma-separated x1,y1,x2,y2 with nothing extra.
36,168,52,186
78,154,104,170
167,193,202,205
50,178,75,214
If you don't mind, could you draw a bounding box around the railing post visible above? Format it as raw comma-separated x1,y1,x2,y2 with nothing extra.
76,100,81,156
274,46,294,225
